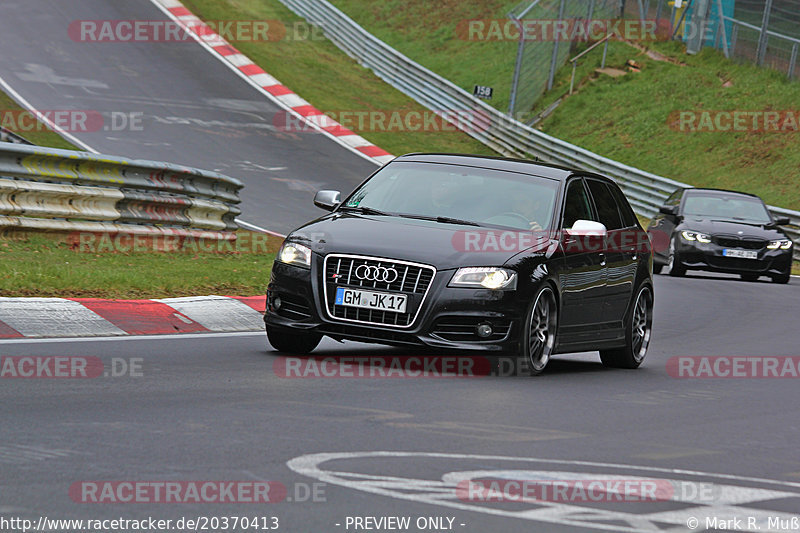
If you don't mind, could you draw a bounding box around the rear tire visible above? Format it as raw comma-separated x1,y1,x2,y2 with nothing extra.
519,286,558,376
652,263,664,275
600,285,652,369
266,325,322,354
771,271,791,284
668,238,686,277
740,273,759,282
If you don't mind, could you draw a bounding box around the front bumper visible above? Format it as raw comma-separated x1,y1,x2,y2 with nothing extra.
264,260,528,352
674,240,792,275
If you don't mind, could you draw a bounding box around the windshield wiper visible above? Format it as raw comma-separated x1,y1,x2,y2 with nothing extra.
338,207,481,226
338,205,394,217
434,216,482,227
397,213,482,227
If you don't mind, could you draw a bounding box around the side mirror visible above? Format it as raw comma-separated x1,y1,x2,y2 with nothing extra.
567,220,607,238
659,205,679,216
774,217,791,226
314,190,341,211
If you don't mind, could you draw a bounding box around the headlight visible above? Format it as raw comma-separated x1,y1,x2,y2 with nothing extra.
767,239,793,250
278,242,312,268
450,267,517,290
681,230,711,243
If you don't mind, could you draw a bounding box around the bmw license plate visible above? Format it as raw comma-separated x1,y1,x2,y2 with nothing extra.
723,249,758,259
335,287,407,313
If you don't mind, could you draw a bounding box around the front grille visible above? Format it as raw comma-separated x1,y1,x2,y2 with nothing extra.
431,317,512,343
323,254,436,328
713,236,767,250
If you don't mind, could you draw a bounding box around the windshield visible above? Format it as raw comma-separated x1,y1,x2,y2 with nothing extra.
341,161,559,230
683,193,772,224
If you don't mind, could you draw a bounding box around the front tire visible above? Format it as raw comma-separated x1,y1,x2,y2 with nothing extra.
771,271,791,284
519,286,558,376
668,237,686,277
266,325,322,354
652,263,664,275
600,285,653,369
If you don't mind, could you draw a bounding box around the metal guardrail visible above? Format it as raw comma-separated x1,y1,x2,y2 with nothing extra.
280,0,800,259
0,143,243,238
0,126,34,145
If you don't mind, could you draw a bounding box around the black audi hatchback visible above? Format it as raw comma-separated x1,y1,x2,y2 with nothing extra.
647,188,793,283
265,154,654,374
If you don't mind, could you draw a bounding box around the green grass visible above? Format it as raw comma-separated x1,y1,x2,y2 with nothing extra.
0,232,280,298
536,40,800,211
182,0,495,157
329,0,520,114
0,90,79,150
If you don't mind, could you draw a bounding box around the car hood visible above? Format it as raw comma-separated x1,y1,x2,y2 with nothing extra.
679,217,788,240
287,213,551,270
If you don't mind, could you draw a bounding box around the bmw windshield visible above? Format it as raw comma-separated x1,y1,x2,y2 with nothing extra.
340,161,560,231
683,192,773,224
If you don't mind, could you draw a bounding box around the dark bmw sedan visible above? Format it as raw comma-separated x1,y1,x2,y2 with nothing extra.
265,154,654,375
647,188,793,283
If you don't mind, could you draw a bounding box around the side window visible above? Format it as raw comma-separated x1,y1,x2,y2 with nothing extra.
608,183,639,228
587,179,624,230
562,179,594,229
665,189,683,207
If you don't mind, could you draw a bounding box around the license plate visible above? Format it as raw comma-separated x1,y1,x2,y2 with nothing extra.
723,249,758,259
335,287,407,313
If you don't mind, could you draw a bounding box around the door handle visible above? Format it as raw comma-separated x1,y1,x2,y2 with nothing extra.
621,247,637,260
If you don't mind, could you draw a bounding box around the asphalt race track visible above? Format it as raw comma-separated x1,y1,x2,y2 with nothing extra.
3,275,800,532
2,1,800,532
0,0,376,234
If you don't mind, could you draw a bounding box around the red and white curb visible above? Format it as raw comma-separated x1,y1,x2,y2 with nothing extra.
149,0,394,167
0,296,265,339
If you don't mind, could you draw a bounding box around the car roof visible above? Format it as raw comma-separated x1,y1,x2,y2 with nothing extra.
393,153,584,181
682,187,762,200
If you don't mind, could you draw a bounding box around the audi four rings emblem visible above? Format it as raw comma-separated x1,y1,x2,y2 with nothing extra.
355,264,399,283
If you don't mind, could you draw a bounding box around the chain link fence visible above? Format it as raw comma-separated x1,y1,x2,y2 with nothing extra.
625,0,800,80
726,0,799,78
507,0,621,118
503,0,797,118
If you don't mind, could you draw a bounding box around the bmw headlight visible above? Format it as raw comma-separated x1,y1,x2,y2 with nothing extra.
681,230,711,243
450,267,517,290
278,242,312,268
767,239,793,250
